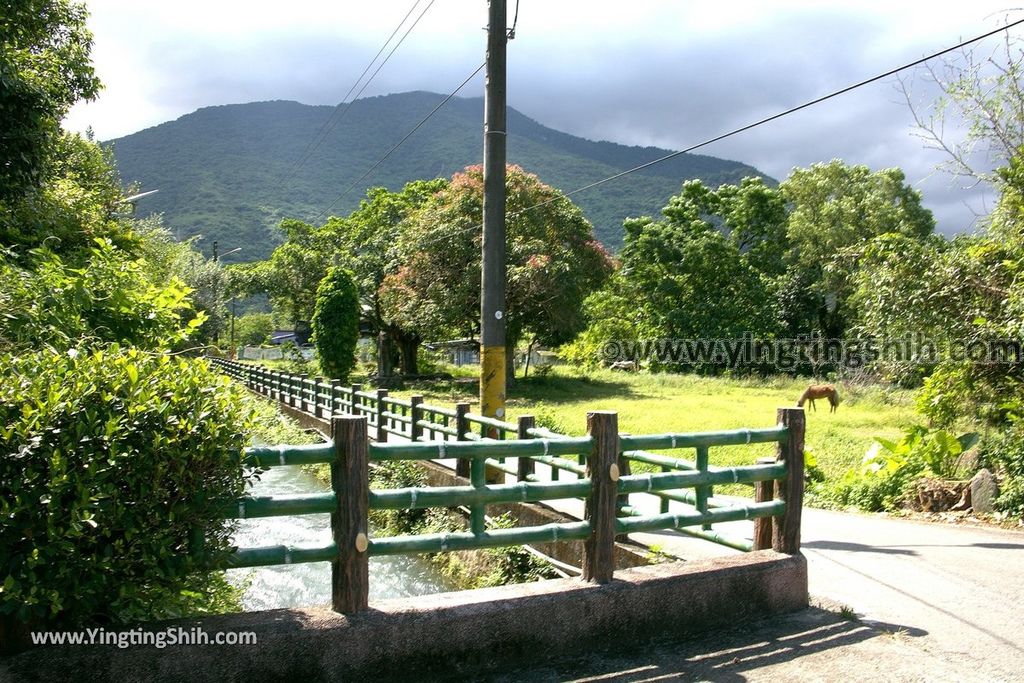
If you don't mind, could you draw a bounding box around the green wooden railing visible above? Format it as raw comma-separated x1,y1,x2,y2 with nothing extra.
209,356,805,613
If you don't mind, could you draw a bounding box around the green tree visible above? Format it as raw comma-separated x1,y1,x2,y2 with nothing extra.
0,0,100,201
622,203,775,355
781,160,935,337
0,238,204,353
233,312,275,346
245,219,332,328
379,165,613,378
566,178,784,370
662,177,789,276
0,347,252,634
311,266,360,381
323,179,447,375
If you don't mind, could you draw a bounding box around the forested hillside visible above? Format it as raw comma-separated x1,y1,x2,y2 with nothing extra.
107,91,769,260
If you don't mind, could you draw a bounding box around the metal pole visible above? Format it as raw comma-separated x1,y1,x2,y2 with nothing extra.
480,0,508,425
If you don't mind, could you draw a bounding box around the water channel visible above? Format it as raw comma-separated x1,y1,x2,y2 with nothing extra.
227,463,453,611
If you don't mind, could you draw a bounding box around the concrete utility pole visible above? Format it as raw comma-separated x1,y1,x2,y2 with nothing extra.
480,0,508,422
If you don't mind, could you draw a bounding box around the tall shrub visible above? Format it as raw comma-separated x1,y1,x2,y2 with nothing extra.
0,347,253,629
311,266,359,381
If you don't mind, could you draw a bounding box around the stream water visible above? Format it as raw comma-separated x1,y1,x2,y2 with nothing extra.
227,464,452,611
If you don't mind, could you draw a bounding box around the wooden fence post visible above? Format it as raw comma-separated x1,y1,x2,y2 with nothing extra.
410,395,424,442
331,416,369,613
583,411,618,584
753,457,776,551
350,383,362,418
313,377,324,417
327,379,341,416
375,389,389,442
773,407,805,554
298,373,309,412
516,415,536,481
455,402,470,478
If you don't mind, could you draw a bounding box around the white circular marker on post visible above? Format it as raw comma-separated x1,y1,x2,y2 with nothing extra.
494,310,503,320
355,532,369,553
609,463,620,481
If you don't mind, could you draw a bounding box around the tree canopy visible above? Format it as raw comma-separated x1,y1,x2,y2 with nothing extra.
1,0,100,202
379,165,613,374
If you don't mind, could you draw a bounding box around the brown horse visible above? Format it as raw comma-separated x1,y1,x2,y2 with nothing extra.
798,384,840,413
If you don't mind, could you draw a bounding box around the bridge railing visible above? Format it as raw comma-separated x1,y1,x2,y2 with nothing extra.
211,357,805,552
219,403,803,612
210,356,522,443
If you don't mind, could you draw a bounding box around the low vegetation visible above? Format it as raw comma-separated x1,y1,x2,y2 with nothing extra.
305,459,560,588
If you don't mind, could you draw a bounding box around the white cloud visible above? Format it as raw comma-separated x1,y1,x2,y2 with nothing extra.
64,0,1020,234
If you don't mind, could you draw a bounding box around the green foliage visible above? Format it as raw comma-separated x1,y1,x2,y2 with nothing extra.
367,460,434,537
903,26,1024,185
782,160,935,338
916,363,976,428
465,513,561,588
855,150,1024,429
233,313,275,346
311,266,359,381
979,405,1024,516
663,176,790,276
0,347,254,626
321,179,447,374
0,239,204,353
1,131,137,256
104,95,769,256
380,165,613,355
0,0,100,201
823,425,978,511
366,462,558,588
566,178,780,371
245,394,321,447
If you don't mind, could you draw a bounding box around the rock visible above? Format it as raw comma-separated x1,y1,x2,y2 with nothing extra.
970,468,999,514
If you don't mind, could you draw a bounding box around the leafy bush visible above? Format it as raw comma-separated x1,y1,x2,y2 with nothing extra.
980,407,1024,516
233,312,275,347
0,347,254,627
310,266,359,381
368,460,433,536
916,362,976,428
823,425,978,511
0,240,203,353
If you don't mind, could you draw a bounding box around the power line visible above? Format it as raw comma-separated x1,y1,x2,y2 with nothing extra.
407,18,1024,251
518,17,1024,216
288,0,437,175
314,61,486,221
287,0,423,176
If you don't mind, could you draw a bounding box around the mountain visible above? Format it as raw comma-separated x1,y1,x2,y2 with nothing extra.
107,92,771,261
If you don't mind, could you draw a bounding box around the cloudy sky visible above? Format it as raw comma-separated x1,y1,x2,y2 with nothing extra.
65,1,1023,235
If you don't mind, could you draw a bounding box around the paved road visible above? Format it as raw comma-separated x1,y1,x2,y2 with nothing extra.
547,486,1024,681
799,509,1024,682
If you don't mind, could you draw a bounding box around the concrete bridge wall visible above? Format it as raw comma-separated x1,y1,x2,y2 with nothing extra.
4,552,807,682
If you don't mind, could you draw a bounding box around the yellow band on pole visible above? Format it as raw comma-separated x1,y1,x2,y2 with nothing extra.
479,345,507,420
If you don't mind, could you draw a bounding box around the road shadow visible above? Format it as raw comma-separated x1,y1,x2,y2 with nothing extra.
805,540,1024,555
970,542,1024,550
803,540,917,556
486,606,927,683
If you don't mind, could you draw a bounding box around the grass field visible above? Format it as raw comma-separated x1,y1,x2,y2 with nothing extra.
391,366,918,485
245,356,917,486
